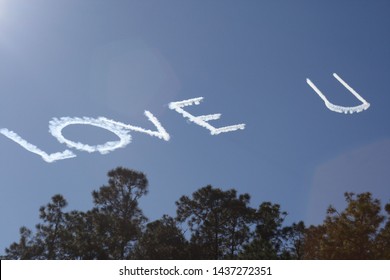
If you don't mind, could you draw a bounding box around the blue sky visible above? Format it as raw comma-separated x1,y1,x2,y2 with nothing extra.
1,0,390,252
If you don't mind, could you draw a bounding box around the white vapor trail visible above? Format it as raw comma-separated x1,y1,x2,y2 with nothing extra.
49,117,132,154
306,73,370,114
0,110,170,162
1,97,245,162
49,111,170,154
169,97,246,135
104,111,170,141
0,128,76,163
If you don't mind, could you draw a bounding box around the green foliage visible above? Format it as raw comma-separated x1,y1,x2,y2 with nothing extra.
133,215,189,259
90,167,149,259
5,226,44,259
5,195,68,259
304,192,389,259
176,185,253,259
4,167,148,260
3,169,389,260
281,221,306,259
375,203,390,259
240,202,304,259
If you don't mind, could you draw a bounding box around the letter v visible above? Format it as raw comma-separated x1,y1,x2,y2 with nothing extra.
103,110,170,141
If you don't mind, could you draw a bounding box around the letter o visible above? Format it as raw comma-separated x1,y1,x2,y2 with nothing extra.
49,117,132,154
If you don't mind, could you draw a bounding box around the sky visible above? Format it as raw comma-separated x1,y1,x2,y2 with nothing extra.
1,0,390,252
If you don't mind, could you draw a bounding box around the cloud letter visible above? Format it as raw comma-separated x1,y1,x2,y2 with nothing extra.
169,97,245,135
306,73,370,114
0,128,76,162
103,111,170,141
49,117,132,154
49,111,169,155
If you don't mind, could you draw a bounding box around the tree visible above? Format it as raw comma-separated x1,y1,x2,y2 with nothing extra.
5,168,388,260
61,210,106,259
304,192,386,259
373,202,390,259
5,195,68,259
281,221,306,259
4,167,149,260
302,224,326,259
4,226,43,260
240,202,288,259
90,167,149,259
223,192,254,258
36,194,69,259
133,215,189,259
176,185,253,259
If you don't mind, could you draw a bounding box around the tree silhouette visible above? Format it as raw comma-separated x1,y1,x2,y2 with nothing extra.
304,192,389,259
176,185,253,259
240,202,293,259
5,226,43,260
3,169,389,260
89,167,149,259
4,167,149,260
5,195,68,259
375,203,390,259
281,221,306,259
132,215,189,259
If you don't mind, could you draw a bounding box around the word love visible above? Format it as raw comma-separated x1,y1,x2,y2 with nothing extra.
0,97,245,163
